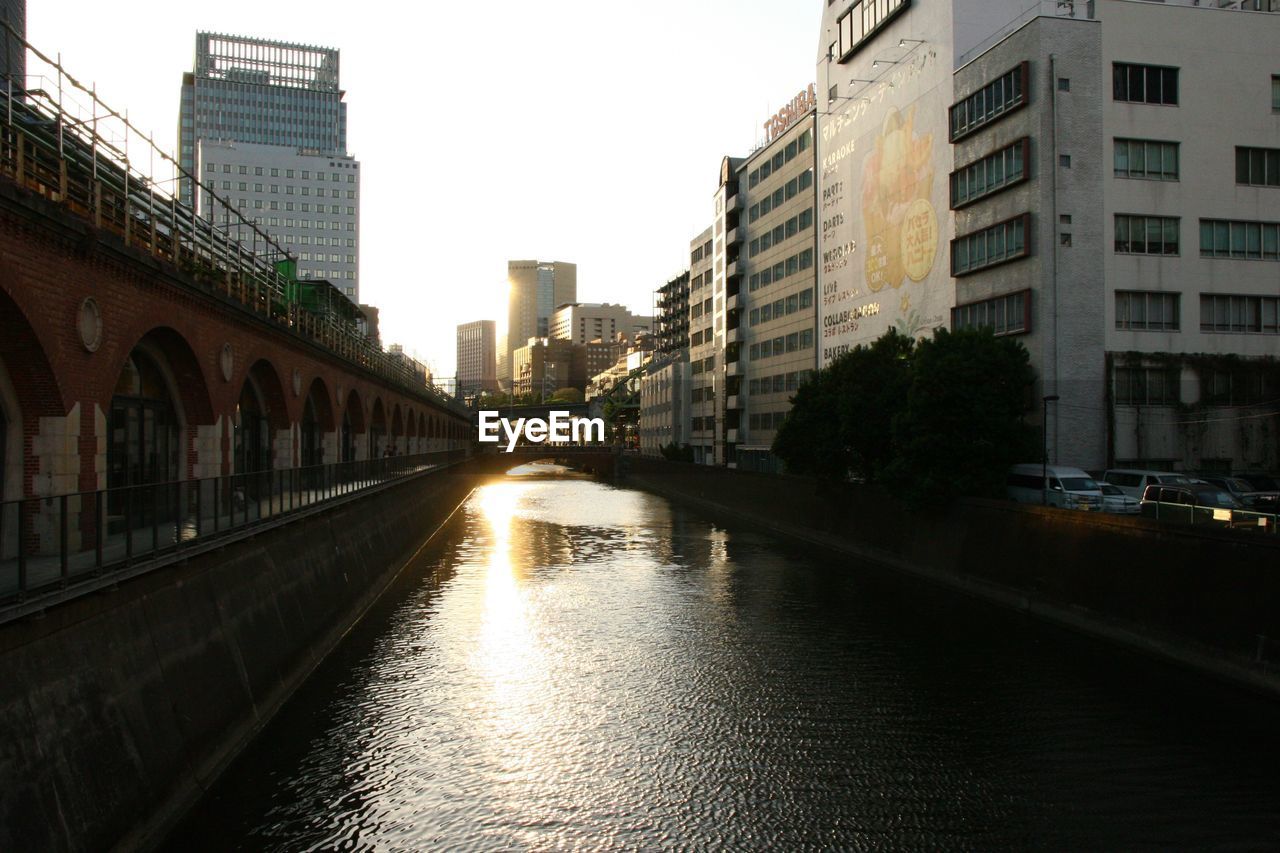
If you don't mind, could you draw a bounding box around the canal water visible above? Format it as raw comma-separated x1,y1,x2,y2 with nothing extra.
171,464,1280,850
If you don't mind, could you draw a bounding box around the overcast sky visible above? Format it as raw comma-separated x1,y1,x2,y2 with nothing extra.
29,1,820,380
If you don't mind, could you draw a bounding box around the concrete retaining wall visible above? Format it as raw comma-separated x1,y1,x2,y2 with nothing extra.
623,457,1280,697
0,464,480,852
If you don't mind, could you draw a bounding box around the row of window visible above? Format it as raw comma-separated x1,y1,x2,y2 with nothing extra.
296,269,356,281
748,208,814,258
1113,63,1178,106
950,138,1028,209
297,253,356,263
1115,139,1179,181
748,248,815,293
689,239,713,265
1114,214,1179,255
690,387,715,404
748,329,815,361
690,270,712,292
949,62,1027,142
749,289,814,328
950,290,1030,338
1109,218,1280,259
748,169,814,223
746,130,813,189
832,0,909,63
1237,147,1280,187
951,214,1029,276
1114,292,1280,335
690,296,714,320
748,411,790,432
212,198,356,217
1114,366,1278,408
279,235,355,248
748,371,813,397
690,354,716,375
215,180,357,199
205,163,356,181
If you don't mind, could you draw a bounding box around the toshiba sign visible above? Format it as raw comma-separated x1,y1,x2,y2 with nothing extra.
763,84,817,143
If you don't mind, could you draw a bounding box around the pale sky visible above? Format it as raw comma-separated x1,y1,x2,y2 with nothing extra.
29,1,820,381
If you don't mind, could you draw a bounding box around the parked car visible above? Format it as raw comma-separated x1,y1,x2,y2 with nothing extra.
1139,483,1243,527
1099,482,1141,514
1007,464,1104,510
1197,475,1280,512
1102,468,1194,500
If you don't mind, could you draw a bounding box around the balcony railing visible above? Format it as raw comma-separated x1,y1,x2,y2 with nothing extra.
0,449,469,623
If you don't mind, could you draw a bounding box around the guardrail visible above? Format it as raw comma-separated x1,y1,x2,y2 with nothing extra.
0,449,468,620
1142,500,1278,534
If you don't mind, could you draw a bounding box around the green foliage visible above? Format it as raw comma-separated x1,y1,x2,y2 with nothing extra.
772,326,1037,505
887,327,1038,504
548,386,584,404
660,442,695,462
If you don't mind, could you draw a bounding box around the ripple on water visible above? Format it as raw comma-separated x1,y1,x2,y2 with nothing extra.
170,476,1280,851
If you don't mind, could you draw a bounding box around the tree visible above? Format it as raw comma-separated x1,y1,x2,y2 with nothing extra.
772,326,1037,505
887,327,1038,504
548,386,583,404
772,328,914,483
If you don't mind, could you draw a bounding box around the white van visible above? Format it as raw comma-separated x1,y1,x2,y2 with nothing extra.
1007,464,1104,511
1102,468,1193,500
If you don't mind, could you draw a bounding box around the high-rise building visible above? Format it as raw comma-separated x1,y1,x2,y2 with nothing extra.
179,33,361,300
686,225,718,465
550,302,651,345
510,337,586,399
815,0,1280,472
456,320,498,400
499,260,576,390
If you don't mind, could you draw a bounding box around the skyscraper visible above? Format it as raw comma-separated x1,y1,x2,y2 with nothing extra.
456,320,498,400
498,260,576,390
178,32,361,300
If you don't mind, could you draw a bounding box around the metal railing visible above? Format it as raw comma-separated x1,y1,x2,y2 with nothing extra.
0,26,465,417
0,449,468,617
1143,499,1279,535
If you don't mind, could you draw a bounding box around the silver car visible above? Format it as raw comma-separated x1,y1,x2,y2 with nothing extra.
1099,482,1140,514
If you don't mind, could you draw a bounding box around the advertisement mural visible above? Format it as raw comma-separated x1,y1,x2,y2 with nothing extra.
818,48,951,367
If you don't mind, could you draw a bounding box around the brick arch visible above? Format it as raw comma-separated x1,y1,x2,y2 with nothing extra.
0,287,63,421
111,327,216,431
241,358,290,431
417,412,426,441
370,397,386,433
391,403,404,438
304,376,336,433
343,387,366,433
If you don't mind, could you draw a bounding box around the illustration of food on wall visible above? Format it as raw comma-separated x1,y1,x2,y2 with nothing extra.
860,106,938,294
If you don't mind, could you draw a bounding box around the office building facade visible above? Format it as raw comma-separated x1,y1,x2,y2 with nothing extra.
500,260,577,390
551,302,651,346
655,271,691,356
179,32,360,300
456,320,498,400
815,0,1280,472
686,226,718,464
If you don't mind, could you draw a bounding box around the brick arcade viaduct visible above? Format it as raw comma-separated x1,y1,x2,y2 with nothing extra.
0,101,471,531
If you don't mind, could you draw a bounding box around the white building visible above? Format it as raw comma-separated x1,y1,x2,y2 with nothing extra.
686,225,719,464
551,302,652,345
640,357,690,457
815,0,1280,472
195,140,360,299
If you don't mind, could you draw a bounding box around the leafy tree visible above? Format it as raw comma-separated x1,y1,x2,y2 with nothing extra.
887,327,1037,504
660,442,695,462
548,386,584,404
771,364,851,482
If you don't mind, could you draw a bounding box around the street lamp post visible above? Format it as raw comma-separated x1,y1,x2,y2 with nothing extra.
1042,394,1060,505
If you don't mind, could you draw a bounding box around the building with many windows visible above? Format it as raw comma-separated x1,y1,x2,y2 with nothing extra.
195,140,360,297
686,225,718,464
815,0,1280,472
179,33,361,300
654,271,691,356
456,320,497,401
734,106,819,472
499,260,577,391
550,302,651,346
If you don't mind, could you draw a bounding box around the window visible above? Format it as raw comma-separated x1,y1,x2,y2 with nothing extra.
1199,219,1280,260
950,138,1029,208
952,290,1030,336
1116,291,1179,331
1114,215,1179,255
834,0,909,62
1274,75,1280,111
1113,63,1178,105
1114,366,1180,405
951,214,1030,276
1200,294,1280,334
1236,147,1280,187
205,162,215,173
1114,139,1179,180
949,62,1028,142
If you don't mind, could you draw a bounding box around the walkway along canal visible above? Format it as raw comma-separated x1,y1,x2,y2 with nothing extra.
170,463,1280,849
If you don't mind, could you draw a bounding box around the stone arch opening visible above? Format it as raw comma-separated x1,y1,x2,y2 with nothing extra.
342,388,365,462
0,288,64,504
390,403,404,455
369,398,387,459
301,377,334,468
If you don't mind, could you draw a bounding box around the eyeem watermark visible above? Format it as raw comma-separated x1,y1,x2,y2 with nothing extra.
478,410,606,452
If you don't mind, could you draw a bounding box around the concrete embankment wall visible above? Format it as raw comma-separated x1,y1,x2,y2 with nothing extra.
0,464,481,852
623,457,1280,697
